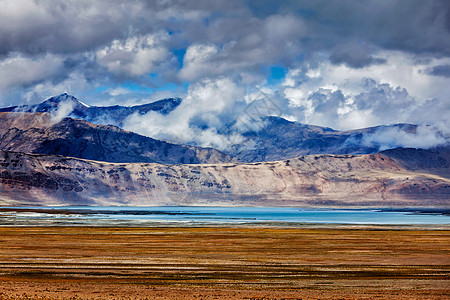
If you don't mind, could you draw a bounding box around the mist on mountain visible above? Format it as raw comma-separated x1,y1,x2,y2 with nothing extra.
1,94,448,164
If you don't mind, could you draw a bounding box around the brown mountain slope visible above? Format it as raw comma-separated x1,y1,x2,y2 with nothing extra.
0,112,234,164
0,149,448,207
381,147,450,178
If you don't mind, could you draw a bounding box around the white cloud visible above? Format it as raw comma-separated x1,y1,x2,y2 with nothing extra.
50,100,75,123
123,77,246,150
107,87,131,96
96,33,169,77
315,51,450,104
179,44,218,81
281,51,450,131
362,125,447,151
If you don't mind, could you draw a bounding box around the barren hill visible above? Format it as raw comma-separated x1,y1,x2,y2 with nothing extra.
0,148,448,207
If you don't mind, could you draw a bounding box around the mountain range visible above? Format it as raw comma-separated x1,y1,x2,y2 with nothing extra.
0,94,448,207
0,112,233,165
234,116,421,162
2,94,442,162
0,93,182,127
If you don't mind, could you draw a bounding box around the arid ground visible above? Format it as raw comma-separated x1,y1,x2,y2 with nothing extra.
0,226,448,299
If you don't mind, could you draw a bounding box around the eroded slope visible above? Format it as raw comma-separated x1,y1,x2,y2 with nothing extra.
0,149,448,207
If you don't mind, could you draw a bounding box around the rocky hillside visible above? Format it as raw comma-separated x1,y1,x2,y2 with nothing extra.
0,113,234,164
380,147,450,178
0,148,448,207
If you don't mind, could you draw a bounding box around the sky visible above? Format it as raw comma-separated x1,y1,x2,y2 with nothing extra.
1,0,449,149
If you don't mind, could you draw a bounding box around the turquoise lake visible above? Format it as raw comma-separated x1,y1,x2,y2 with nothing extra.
0,206,448,226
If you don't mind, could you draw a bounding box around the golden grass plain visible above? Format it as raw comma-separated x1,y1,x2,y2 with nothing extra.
0,226,448,299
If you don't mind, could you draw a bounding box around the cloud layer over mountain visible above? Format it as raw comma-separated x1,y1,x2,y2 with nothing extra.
1,0,449,149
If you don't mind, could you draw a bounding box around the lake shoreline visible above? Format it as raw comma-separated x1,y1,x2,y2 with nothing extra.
0,206,448,228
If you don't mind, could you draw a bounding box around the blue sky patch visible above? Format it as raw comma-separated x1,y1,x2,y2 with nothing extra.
267,66,287,86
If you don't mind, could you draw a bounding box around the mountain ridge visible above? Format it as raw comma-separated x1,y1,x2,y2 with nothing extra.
0,112,234,165
0,93,182,127
232,116,432,162
2,94,447,164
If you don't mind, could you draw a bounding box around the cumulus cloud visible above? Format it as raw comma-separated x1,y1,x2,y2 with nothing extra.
179,44,219,81
96,34,170,77
123,77,247,150
118,71,450,152
280,51,450,130
0,0,449,152
303,77,448,132
352,80,415,123
121,77,294,151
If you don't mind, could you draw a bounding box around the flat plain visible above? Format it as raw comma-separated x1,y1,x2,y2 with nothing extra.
0,226,448,299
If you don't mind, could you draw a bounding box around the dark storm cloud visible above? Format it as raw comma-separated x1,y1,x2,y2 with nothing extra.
0,0,135,56
427,64,450,78
2,0,449,59
260,0,450,56
0,0,245,57
329,42,386,68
